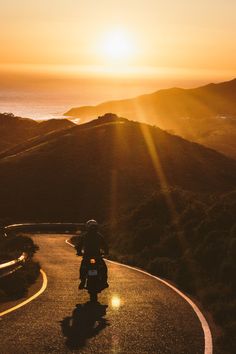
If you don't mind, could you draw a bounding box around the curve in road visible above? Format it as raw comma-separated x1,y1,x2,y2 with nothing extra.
0,234,211,354
66,239,212,354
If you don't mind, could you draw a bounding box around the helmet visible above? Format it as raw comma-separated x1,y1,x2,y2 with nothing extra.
86,219,98,231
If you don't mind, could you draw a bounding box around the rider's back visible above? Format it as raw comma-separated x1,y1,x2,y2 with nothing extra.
79,230,108,257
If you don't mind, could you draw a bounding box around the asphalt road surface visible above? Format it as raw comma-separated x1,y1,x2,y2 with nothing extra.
0,234,205,354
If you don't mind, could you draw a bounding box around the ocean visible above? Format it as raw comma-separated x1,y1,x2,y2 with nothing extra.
0,90,104,121
0,95,81,121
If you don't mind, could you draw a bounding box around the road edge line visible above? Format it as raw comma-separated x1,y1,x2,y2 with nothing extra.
0,269,48,318
107,259,213,354
66,238,212,354
65,239,75,248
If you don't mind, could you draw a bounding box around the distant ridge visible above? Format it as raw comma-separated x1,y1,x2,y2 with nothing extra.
65,78,236,159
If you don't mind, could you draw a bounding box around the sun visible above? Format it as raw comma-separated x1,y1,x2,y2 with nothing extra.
101,29,134,63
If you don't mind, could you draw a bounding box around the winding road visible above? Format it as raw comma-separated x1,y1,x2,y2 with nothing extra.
0,234,210,354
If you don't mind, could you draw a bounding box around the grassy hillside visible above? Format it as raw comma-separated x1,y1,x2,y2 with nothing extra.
106,188,236,354
0,112,75,153
65,79,236,159
0,114,235,221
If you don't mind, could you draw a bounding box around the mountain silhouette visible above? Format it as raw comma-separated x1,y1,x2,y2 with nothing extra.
0,113,235,221
0,113,75,153
65,79,236,159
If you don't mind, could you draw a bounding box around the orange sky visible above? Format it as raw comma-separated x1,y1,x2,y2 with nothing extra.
0,0,235,82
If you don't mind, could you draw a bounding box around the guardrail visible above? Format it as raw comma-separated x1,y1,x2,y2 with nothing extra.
0,252,27,279
4,223,85,234
0,222,85,278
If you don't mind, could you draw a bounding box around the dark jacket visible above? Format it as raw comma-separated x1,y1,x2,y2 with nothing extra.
75,231,109,257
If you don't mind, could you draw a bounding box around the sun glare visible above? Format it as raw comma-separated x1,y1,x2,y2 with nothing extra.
101,29,134,63
111,295,121,310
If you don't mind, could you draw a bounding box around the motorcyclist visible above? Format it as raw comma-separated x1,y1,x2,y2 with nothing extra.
76,219,109,290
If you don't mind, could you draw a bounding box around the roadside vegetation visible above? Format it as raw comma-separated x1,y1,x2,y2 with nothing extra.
0,230,40,301
105,188,236,354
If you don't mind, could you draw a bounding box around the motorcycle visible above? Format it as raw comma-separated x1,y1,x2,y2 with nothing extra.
83,256,107,302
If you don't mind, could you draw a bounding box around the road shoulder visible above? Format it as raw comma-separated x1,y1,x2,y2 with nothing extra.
0,269,45,315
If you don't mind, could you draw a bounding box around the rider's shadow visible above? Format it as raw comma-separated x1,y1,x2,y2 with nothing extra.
60,302,109,350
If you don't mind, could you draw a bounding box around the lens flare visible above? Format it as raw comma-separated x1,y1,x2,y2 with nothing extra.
111,295,121,309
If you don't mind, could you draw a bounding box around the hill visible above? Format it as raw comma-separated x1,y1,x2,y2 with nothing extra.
65,79,236,159
0,113,235,221
0,113,75,153
106,188,236,354
1,113,236,352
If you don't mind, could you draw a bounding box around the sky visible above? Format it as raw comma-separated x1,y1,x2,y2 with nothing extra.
1,0,235,74
0,0,235,117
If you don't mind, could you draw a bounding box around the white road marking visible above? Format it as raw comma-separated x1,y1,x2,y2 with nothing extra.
0,269,48,318
65,239,75,248
66,238,213,354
